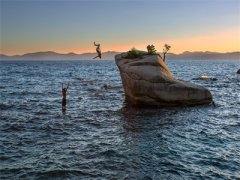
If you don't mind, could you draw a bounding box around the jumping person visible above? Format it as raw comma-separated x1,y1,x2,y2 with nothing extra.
93,42,102,59
62,83,69,108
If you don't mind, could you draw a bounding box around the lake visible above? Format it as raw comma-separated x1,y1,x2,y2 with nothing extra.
0,59,239,179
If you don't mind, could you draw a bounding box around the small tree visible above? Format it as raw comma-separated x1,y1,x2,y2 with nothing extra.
162,44,171,62
147,45,157,55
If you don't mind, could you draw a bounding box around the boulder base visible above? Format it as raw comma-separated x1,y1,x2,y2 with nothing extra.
115,53,212,107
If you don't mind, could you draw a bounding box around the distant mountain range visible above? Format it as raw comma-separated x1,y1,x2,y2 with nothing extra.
0,51,239,60
0,51,119,60
167,51,240,60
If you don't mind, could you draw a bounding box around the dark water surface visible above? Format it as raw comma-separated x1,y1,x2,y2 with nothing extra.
0,60,240,179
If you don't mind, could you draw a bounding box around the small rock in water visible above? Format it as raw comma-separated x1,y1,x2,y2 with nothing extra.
192,75,217,81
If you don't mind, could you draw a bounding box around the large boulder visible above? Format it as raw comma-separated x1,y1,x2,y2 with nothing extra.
115,53,213,107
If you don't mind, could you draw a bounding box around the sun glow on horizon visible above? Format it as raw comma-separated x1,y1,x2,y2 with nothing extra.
1,27,239,56
1,1,239,56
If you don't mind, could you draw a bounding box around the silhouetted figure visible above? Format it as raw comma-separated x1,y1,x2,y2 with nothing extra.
62,83,69,113
93,42,102,59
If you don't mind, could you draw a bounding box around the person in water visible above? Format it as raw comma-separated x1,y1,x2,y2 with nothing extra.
93,42,102,59
62,83,69,107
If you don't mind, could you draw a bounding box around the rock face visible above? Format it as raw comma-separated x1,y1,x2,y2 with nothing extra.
115,53,213,107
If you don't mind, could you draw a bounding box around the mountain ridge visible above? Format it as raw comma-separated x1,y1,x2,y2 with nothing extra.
1,51,239,60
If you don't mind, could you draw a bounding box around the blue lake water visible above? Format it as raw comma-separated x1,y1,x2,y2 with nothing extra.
0,59,240,179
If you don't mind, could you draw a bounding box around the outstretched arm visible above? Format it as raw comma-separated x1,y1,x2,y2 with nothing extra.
94,42,100,46
66,83,70,90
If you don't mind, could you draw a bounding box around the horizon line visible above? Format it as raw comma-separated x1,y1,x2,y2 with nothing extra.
1,50,240,57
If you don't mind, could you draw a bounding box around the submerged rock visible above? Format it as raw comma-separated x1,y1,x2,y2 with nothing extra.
115,53,212,107
192,75,217,81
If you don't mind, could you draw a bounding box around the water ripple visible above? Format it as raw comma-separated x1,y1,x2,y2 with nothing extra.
0,60,240,179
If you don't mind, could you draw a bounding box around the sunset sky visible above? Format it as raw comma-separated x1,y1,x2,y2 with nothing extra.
1,0,239,55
